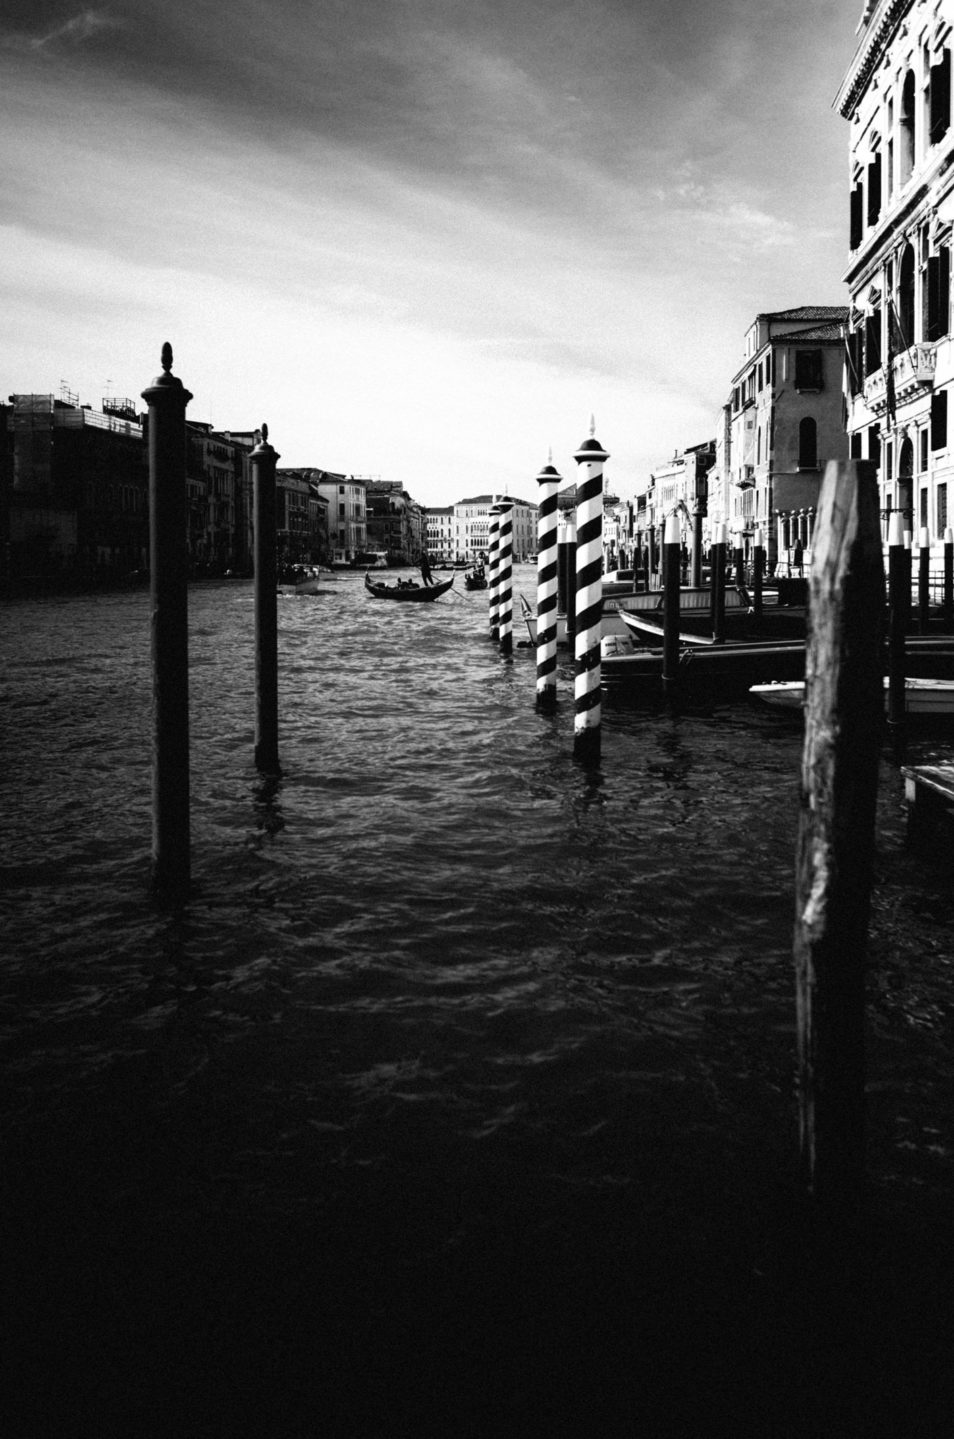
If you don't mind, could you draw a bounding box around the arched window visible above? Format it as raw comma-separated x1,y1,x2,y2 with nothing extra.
798,417,818,470
900,70,916,184
898,242,916,345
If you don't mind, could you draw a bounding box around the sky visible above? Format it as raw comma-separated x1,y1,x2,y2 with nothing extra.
1,0,864,506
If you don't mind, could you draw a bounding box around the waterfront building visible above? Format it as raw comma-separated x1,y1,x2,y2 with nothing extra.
314,472,369,565
4,391,147,584
366,480,415,564
641,440,715,578
453,494,538,562
836,0,954,552
710,307,849,573
425,505,455,563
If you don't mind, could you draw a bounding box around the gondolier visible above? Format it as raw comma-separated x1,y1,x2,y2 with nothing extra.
420,551,434,586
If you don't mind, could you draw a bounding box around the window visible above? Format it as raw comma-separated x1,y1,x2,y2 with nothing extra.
865,310,882,375
846,330,863,395
920,489,929,529
939,482,948,532
798,417,818,469
795,350,824,391
850,432,863,459
886,441,893,480
925,246,951,340
930,50,951,144
898,243,916,345
900,70,916,185
932,389,949,450
920,428,929,472
867,151,882,227
850,181,864,250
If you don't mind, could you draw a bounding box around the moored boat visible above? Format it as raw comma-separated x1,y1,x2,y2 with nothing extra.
751,675,954,716
277,565,322,595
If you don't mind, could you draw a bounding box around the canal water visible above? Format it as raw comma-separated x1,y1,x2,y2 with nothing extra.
2,569,953,1435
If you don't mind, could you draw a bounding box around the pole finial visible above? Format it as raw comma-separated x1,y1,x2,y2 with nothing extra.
589,413,595,438
262,422,269,444
548,445,553,465
161,342,173,374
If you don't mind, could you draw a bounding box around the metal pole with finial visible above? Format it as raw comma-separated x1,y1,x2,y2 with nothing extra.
251,424,282,774
573,418,609,763
497,500,514,656
662,509,682,697
535,452,561,710
141,342,193,901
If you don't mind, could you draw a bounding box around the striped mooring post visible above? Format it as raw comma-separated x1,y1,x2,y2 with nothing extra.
497,501,514,656
251,424,282,776
487,503,501,641
573,419,609,763
535,454,562,710
141,341,193,902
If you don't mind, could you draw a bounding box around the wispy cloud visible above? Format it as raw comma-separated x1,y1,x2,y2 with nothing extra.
2,7,119,56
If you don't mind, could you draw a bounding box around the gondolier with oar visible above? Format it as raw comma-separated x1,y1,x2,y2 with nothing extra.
420,550,434,587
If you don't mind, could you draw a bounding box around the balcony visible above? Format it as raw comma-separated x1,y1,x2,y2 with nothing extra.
734,465,755,490
863,344,936,415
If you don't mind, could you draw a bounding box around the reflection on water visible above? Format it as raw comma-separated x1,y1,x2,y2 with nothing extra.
2,573,954,1429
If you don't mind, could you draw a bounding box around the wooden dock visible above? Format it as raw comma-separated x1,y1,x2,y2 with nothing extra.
901,760,954,844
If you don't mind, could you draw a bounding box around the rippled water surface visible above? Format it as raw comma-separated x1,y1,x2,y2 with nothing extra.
3,571,954,1432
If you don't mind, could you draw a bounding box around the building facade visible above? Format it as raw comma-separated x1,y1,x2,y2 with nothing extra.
836,0,954,549
710,307,849,573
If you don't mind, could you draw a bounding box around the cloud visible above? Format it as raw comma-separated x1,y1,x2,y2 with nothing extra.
2,7,119,56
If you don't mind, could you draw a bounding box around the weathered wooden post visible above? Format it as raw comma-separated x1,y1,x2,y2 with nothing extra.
917,527,932,634
795,459,883,1216
691,499,705,587
887,510,907,753
251,424,282,775
710,521,727,644
142,342,193,902
535,455,561,709
943,526,954,631
573,420,608,763
752,525,765,625
497,501,514,657
733,530,745,589
662,510,681,698
487,503,501,642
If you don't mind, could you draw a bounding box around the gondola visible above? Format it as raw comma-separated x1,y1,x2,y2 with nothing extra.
464,567,487,591
364,572,455,602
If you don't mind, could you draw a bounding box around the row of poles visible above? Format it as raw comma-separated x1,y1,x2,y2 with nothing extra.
145,345,281,903
483,422,610,763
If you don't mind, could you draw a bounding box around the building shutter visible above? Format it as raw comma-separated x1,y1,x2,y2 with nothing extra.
847,330,863,395
864,312,881,375
795,349,823,391
931,389,948,451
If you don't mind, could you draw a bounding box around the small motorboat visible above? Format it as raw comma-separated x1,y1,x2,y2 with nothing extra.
364,572,455,602
751,676,954,716
277,565,321,596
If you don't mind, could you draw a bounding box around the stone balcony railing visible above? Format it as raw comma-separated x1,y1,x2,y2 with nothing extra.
863,344,936,415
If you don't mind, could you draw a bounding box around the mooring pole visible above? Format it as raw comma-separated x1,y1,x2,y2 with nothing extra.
497,501,514,657
710,521,727,644
887,510,907,755
662,510,681,698
733,531,745,589
562,509,577,648
917,527,931,634
573,419,608,764
752,525,765,625
142,342,193,902
795,459,883,1218
535,454,561,709
487,504,501,642
251,424,282,775
944,526,954,631
691,499,705,588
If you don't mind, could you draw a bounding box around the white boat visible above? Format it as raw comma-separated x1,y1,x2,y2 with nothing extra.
277,565,322,596
750,677,954,716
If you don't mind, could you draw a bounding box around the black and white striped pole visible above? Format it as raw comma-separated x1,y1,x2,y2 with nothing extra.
573,419,609,763
487,502,501,642
535,454,561,709
497,501,514,657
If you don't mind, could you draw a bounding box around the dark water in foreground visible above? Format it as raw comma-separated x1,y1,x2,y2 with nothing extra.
2,571,954,1435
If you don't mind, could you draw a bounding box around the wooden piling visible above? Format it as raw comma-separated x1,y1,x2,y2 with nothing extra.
142,342,193,902
944,527,953,631
794,459,883,1216
887,511,907,754
251,424,282,775
662,511,681,696
752,525,764,624
917,527,931,634
710,522,727,644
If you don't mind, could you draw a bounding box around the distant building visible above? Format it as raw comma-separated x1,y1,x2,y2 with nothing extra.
425,504,455,563
710,307,849,572
316,473,369,565
836,0,954,546
454,494,537,562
